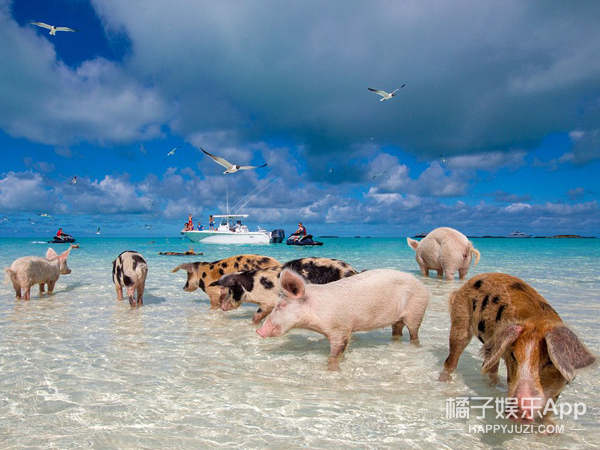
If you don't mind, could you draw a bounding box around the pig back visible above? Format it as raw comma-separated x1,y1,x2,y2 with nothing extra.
9,256,59,285
308,269,429,332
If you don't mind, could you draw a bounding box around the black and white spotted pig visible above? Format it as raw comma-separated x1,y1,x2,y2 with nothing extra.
112,251,148,306
213,257,358,323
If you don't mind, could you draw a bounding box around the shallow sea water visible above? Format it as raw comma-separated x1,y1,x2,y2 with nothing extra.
1,237,599,449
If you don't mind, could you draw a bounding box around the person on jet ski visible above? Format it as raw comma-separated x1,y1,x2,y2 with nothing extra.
291,222,307,241
57,228,64,237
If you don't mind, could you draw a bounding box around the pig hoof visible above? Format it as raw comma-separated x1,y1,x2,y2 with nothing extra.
438,372,452,382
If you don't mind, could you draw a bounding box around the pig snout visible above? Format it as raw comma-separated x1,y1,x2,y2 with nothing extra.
221,301,234,311
256,319,280,338
510,383,544,423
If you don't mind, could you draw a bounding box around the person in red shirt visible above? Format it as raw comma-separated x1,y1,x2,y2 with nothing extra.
57,228,63,237
188,213,194,230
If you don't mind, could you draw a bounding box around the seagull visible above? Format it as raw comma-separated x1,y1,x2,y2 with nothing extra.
144,224,153,231
96,228,101,235
329,168,334,173
163,146,181,161
29,21,79,36
201,147,267,174
147,199,155,207
372,171,386,180
70,176,77,185
2,216,9,222
37,213,56,220
440,155,447,163
29,218,37,225
367,84,405,102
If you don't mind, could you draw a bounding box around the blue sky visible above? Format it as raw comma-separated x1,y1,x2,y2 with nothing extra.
0,0,599,237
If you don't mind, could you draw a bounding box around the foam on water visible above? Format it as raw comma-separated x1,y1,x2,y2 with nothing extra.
1,237,599,448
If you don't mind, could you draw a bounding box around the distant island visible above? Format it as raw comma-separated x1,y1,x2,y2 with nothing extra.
318,235,339,238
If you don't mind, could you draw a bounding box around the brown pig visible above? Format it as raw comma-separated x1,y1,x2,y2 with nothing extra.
171,254,280,308
439,273,595,422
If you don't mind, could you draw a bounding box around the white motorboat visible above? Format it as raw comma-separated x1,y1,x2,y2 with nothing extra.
181,214,285,244
508,230,531,238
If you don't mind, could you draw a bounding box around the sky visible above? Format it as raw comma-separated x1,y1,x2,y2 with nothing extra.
0,0,599,238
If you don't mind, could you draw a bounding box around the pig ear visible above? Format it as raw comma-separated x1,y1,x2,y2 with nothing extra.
406,238,419,251
279,269,305,299
59,247,71,260
171,263,194,274
481,323,523,374
546,326,596,382
210,274,238,288
46,248,58,260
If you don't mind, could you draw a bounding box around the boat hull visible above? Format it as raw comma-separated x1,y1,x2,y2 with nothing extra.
183,230,271,244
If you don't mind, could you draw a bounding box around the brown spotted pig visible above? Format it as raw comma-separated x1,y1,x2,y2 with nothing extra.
439,273,596,422
214,257,358,323
171,254,280,309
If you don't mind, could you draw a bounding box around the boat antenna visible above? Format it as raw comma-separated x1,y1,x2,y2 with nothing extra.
229,177,274,213
226,181,229,215
233,178,279,214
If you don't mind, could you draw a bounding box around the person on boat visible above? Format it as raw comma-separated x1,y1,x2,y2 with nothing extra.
197,221,203,231
183,223,190,232
188,213,193,230
209,215,215,231
291,222,307,241
234,220,242,232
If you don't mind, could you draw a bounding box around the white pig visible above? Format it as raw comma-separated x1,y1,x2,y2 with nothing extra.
5,247,72,299
407,227,480,280
256,268,430,370
112,251,148,306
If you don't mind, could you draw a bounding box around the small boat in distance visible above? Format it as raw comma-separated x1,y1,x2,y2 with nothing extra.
508,231,531,238
413,231,428,238
182,214,284,244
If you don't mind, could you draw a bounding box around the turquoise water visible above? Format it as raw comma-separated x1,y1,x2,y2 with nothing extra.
1,237,599,449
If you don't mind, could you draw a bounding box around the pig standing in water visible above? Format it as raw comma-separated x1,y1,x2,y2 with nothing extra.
215,257,358,324
407,227,480,280
257,268,430,370
439,273,595,422
112,251,148,307
6,247,72,299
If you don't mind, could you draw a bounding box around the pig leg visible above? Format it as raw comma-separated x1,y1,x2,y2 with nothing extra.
404,315,424,342
126,287,136,307
419,264,430,277
327,334,350,371
444,270,456,281
486,361,500,387
137,284,144,306
206,286,222,310
391,320,404,339
458,267,469,279
23,286,31,300
47,280,56,293
12,280,22,298
115,284,124,301
436,269,444,277
439,305,472,382
39,283,45,294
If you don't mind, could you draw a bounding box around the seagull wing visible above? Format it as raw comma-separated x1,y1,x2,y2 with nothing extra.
55,27,78,32
201,147,233,170
367,87,388,97
30,21,53,30
239,163,268,171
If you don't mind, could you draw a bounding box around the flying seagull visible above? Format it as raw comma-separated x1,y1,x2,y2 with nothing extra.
201,147,267,174
367,84,405,102
37,213,56,220
70,176,77,185
96,228,101,235
30,21,79,36
144,224,153,231
372,171,386,180
163,146,181,161
28,218,37,225
440,155,447,163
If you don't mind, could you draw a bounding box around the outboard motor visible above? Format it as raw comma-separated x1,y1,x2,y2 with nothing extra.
270,229,285,243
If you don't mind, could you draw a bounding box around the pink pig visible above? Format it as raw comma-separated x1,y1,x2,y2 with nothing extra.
5,247,72,300
407,227,480,280
256,268,430,370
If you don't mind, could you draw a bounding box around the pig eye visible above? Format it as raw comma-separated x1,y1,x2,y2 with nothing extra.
542,359,554,369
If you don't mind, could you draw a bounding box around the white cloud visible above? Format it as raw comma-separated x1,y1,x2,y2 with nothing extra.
504,202,532,213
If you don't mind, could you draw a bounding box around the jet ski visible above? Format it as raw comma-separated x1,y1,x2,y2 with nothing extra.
285,234,323,246
48,234,76,244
